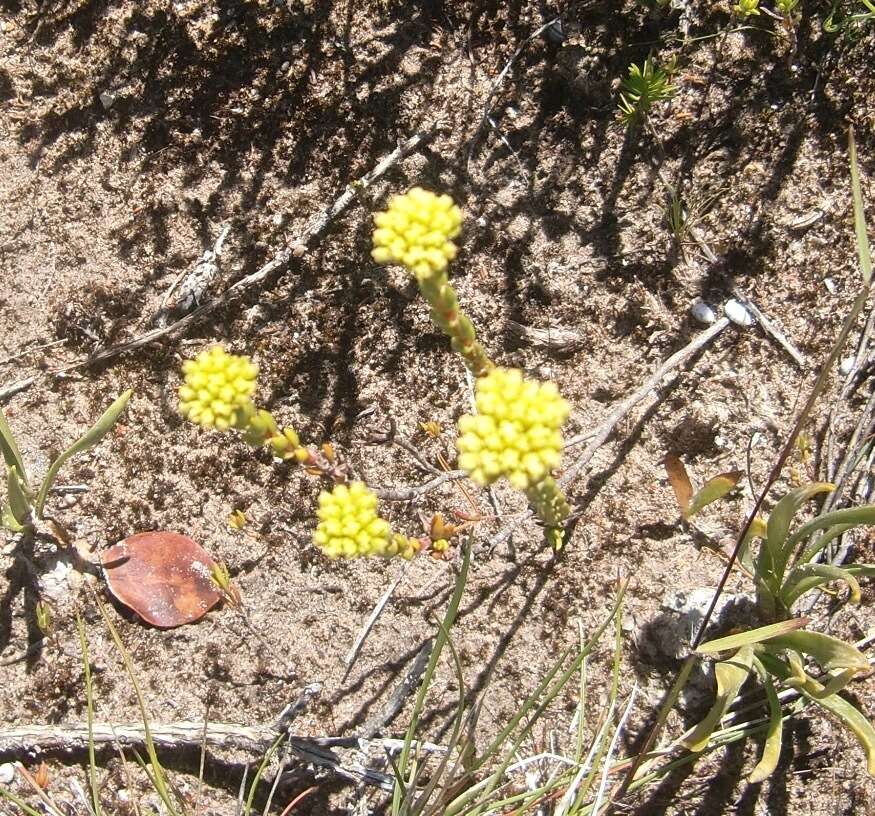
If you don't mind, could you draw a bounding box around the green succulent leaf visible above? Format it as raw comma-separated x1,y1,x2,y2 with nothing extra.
759,651,875,776
790,506,875,564
685,471,743,520
5,465,32,527
761,483,834,590
34,390,132,517
696,619,809,655
682,646,755,752
738,517,768,575
781,563,865,608
749,658,783,783
811,690,875,776
762,630,870,675
0,408,28,487
1,504,25,532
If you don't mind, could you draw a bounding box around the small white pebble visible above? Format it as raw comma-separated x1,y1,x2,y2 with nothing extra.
118,789,130,803
691,300,716,325
0,763,15,784
724,298,754,328
840,356,856,376
271,212,284,227
823,277,837,294
99,90,117,110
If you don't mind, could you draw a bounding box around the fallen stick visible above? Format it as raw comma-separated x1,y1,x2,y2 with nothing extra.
0,722,447,791
0,339,65,367
0,377,36,402
374,470,466,502
51,126,440,375
466,18,558,172
730,286,807,369
559,317,731,488
486,320,730,550
0,721,275,755
343,566,409,682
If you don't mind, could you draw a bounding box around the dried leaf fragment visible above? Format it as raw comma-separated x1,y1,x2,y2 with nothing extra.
101,532,221,628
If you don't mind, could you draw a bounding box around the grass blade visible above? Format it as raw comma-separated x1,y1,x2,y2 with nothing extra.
76,611,103,816
850,128,872,284
0,408,28,487
94,590,180,816
35,390,131,516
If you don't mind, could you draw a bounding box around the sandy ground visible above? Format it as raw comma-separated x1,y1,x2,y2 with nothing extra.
1,1,875,813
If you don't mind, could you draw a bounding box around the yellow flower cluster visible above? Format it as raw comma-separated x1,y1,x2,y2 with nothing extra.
178,346,258,430
457,368,570,489
314,482,419,559
371,187,463,279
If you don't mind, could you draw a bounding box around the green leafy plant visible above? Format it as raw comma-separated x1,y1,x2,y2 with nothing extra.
734,0,761,17
824,0,875,33
680,483,875,780
685,139,875,781
651,129,875,786
617,56,676,127
0,390,131,531
775,0,800,14
680,418,875,767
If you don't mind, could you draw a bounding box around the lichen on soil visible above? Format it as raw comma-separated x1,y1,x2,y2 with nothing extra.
1,1,874,814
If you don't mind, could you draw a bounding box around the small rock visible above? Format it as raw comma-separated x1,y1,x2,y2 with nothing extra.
840,356,856,376
724,298,754,328
38,558,75,602
639,588,757,709
99,90,117,110
824,277,837,294
0,763,15,784
271,212,284,227
691,300,716,325
641,588,757,663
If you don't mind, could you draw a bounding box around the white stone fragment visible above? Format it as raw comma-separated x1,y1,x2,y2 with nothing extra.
823,277,837,294
0,763,14,784
38,558,74,602
724,298,754,328
99,90,117,110
840,356,856,376
691,300,716,325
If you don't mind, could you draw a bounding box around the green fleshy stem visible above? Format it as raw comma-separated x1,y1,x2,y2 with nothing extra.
241,407,278,446
525,476,571,549
238,407,305,462
417,273,494,377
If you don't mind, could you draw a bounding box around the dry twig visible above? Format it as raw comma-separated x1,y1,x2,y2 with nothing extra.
730,286,807,369
559,317,731,488
374,470,466,502
0,721,445,792
0,376,36,402
50,126,440,375
343,567,409,681
505,320,585,352
466,18,558,171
